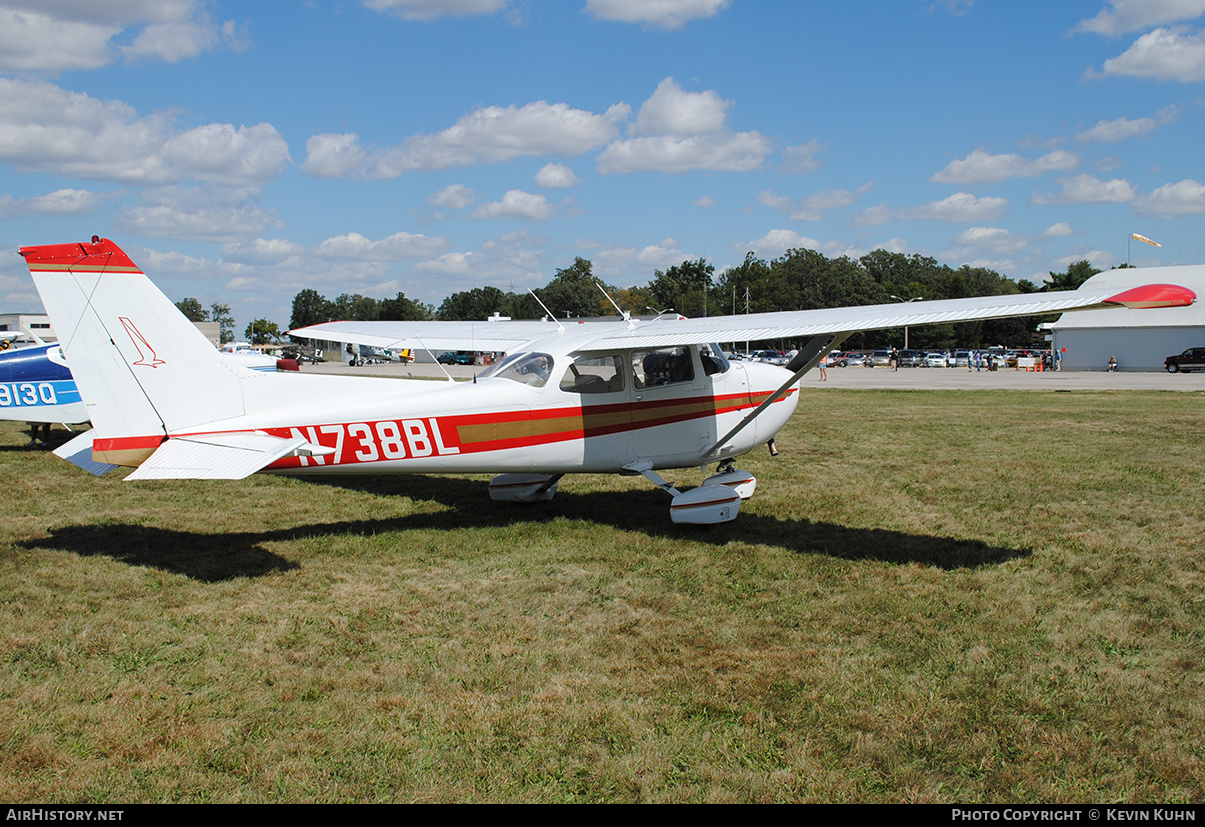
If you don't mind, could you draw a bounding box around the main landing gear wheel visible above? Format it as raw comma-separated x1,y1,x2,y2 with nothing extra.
623,460,758,525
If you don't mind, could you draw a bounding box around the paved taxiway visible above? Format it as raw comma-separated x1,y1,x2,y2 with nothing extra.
302,360,1205,392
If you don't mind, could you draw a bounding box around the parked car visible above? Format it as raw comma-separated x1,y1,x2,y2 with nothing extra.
923,352,946,367
870,349,893,367
1164,347,1205,373
437,350,477,365
898,349,923,367
831,351,868,367
752,350,787,366
952,350,971,367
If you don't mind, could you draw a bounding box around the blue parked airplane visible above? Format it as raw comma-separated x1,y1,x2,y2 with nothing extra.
0,341,87,447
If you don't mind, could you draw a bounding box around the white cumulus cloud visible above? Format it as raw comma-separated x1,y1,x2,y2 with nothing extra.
363,0,509,20
1033,174,1135,204
585,0,730,29
1091,26,1205,81
911,192,1009,222
1073,0,1205,36
304,101,629,179
471,190,556,220
931,149,1078,185
428,183,477,209
300,133,367,179
534,163,581,189
117,204,282,242
0,79,289,186
1042,222,1075,237
631,78,730,137
1132,178,1205,216
0,188,103,217
781,140,825,174
313,231,452,261
597,132,769,174
853,203,902,227
597,77,769,174
220,239,307,264
740,229,823,259
948,226,1028,256
0,1,247,71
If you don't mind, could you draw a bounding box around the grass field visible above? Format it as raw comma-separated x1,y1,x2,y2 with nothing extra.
2,389,1203,803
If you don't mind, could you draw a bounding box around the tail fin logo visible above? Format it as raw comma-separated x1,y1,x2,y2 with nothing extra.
119,317,166,368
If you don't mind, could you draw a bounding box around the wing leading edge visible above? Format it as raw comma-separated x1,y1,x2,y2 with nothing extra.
290,284,1195,354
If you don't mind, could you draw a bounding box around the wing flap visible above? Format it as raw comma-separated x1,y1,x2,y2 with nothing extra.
124,431,313,481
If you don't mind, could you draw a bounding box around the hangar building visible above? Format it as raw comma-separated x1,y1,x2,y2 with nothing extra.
1049,265,1205,372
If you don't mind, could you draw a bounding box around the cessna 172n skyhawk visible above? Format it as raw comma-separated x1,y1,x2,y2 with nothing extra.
20,237,1197,524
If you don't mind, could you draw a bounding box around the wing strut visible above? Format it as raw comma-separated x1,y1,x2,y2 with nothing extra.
699,332,849,461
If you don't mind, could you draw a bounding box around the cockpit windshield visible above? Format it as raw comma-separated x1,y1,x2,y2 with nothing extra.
478,352,554,387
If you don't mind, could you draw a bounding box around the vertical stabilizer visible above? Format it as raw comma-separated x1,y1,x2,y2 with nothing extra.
21,238,249,462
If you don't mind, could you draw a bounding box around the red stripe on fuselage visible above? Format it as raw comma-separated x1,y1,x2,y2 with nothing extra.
261,388,795,470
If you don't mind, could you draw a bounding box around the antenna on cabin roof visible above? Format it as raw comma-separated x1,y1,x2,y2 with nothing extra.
597,283,634,328
528,290,564,331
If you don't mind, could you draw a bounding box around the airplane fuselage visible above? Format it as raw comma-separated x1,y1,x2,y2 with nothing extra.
257,358,798,476
89,346,799,475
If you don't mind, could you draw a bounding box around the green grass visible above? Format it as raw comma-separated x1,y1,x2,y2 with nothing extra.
1,389,1203,802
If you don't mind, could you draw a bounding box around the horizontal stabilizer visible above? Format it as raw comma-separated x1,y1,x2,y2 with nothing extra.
53,430,118,476
125,431,316,481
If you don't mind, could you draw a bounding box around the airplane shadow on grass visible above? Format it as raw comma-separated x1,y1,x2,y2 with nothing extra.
22,473,1030,582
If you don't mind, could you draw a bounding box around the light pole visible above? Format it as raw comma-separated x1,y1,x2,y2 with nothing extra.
889,295,923,350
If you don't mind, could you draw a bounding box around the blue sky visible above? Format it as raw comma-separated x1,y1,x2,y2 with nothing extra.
2,0,1204,328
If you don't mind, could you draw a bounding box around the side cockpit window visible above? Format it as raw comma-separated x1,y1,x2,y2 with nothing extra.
559,354,625,394
632,347,694,389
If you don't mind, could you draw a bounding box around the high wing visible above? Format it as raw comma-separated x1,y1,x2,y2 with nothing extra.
291,284,1195,354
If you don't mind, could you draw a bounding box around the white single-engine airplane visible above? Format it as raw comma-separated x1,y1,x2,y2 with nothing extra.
20,237,1197,523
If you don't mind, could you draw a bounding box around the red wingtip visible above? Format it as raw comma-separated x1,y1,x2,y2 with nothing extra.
19,238,142,274
1104,284,1197,309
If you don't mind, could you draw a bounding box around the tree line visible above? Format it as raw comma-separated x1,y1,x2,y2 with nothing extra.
177,250,1107,350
